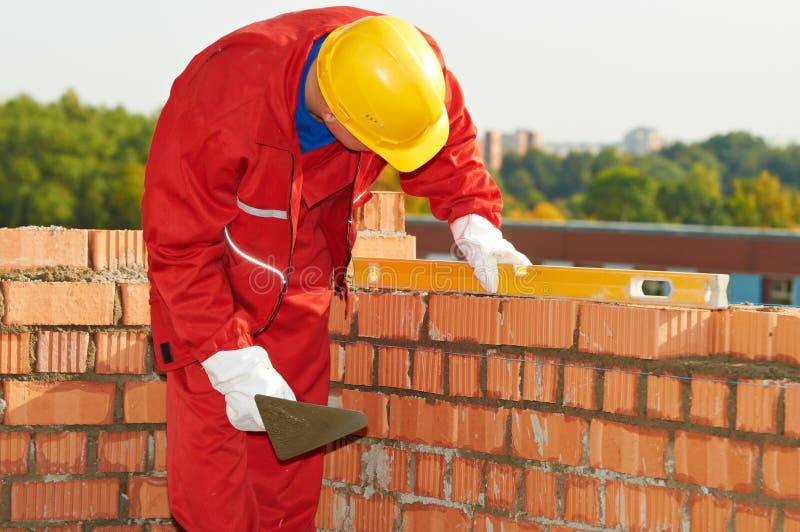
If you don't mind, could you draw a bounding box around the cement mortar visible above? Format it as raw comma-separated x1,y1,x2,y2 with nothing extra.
0,266,147,283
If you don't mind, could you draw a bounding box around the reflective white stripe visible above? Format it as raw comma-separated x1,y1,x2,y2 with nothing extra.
353,191,368,204
223,227,286,284
236,197,287,219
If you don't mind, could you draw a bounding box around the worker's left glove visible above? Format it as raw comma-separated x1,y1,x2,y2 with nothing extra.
201,345,296,432
450,213,532,293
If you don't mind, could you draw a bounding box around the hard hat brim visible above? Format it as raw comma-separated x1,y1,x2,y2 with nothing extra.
368,108,449,173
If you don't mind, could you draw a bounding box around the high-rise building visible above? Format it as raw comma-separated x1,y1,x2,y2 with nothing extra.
622,127,665,155
478,129,539,171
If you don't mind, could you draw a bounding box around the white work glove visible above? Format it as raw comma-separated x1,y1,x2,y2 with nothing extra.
450,214,532,293
201,345,296,432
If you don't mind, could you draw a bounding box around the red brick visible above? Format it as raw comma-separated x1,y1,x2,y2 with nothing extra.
690,376,729,427
351,234,416,259
730,308,776,360
448,353,481,398
315,485,347,531
472,513,545,532
762,445,800,501
606,481,685,531
153,430,167,471
94,527,143,532
428,294,499,344
362,445,409,492
401,504,470,532
486,354,521,401
0,332,31,374
10,478,118,520
511,410,586,466
563,475,600,525
330,343,344,382
343,342,374,386
580,303,714,359
388,396,456,447
128,476,170,518
98,431,147,472
736,379,779,433
354,191,405,232
377,346,410,389
521,354,558,403
710,309,731,354
328,292,357,335
689,494,732,532
786,383,800,438
785,509,800,532
323,440,362,484
35,432,87,474
3,381,115,425
457,404,508,454
123,380,166,423
340,389,388,438
0,432,29,474
451,457,482,504
647,374,682,420
500,298,576,349
89,229,147,270
523,468,558,519
733,503,777,531
1,281,115,325
94,331,148,374
414,453,445,498
563,364,596,409
673,431,758,492
118,282,150,325
412,349,443,394
35,330,89,372
590,419,668,478
0,228,87,270
352,493,400,532
602,368,638,415
775,311,800,364
149,526,181,532
358,292,424,340
486,463,521,511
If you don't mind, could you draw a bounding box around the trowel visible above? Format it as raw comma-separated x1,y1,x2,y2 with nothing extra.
255,395,368,461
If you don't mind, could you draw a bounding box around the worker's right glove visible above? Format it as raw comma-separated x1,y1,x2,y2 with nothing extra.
201,345,296,432
450,213,532,293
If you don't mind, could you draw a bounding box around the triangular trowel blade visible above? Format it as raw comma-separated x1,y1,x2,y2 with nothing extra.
255,395,368,461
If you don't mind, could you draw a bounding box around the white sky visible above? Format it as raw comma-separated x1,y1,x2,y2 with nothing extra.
2,0,799,144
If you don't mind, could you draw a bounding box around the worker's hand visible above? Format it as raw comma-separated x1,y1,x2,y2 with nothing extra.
201,345,295,432
450,214,532,293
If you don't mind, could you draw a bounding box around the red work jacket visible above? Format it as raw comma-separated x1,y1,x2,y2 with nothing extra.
142,6,503,371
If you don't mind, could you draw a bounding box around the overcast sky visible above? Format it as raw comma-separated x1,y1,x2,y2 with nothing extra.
2,0,798,144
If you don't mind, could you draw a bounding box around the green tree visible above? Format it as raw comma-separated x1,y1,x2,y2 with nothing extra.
726,171,795,228
0,91,157,228
583,166,663,222
657,164,729,225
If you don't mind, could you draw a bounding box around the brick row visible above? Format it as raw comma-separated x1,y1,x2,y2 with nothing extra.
2,379,166,426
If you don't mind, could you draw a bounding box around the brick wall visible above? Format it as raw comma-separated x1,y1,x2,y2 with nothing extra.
324,296,800,531
1,196,799,531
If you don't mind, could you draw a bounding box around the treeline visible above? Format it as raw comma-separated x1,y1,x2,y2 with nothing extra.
493,133,800,227
2,92,799,229
0,91,156,228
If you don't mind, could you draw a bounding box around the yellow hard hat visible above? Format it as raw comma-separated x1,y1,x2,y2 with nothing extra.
317,16,449,172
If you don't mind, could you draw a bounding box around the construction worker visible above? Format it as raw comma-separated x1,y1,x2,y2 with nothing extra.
142,6,530,531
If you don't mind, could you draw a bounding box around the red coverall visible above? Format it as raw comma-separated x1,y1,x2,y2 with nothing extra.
142,6,502,531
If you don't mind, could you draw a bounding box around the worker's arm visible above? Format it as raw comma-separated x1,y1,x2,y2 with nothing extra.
143,45,295,430
399,37,530,292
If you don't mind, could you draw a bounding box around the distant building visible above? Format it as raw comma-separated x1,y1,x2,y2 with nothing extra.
477,129,539,171
622,127,665,156
539,142,608,157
